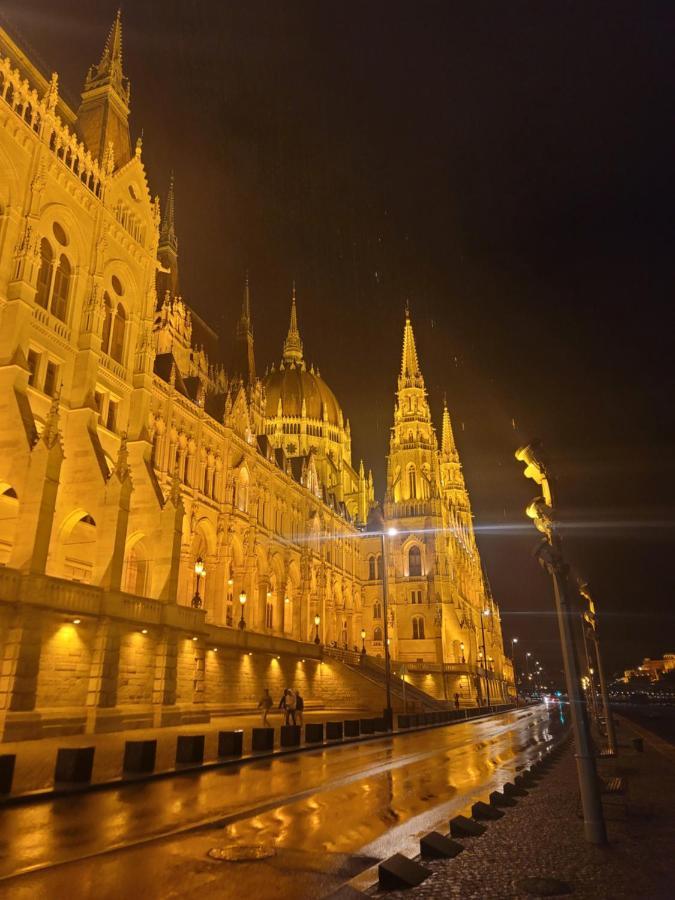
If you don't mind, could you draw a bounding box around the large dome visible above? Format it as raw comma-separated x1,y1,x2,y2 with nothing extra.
264,292,344,428
264,364,342,426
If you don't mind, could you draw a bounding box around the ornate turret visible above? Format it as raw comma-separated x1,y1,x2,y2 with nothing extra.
386,309,439,508
76,10,132,167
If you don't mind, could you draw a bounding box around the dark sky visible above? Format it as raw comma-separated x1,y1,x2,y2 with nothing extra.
8,1,675,676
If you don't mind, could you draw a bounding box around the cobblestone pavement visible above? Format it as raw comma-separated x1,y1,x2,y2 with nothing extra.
375,718,675,900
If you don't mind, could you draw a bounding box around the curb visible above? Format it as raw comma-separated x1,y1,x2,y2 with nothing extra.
340,724,572,896
0,705,525,808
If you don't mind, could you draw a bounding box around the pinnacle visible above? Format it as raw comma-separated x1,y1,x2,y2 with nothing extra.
83,8,129,104
160,172,176,246
400,309,423,382
282,285,304,365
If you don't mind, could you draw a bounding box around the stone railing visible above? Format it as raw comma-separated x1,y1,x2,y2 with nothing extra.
0,55,106,198
0,566,207,632
32,303,72,343
99,352,127,382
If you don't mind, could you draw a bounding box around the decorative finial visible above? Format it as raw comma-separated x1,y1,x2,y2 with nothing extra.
282,283,304,365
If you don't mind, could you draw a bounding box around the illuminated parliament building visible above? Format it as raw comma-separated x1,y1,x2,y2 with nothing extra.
0,15,511,740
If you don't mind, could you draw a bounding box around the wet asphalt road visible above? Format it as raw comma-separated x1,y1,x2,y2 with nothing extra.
0,705,561,899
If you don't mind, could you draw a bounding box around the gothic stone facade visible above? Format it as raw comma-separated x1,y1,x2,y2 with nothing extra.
0,16,510,740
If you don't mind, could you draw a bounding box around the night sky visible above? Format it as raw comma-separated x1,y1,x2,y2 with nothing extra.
7,1,675,676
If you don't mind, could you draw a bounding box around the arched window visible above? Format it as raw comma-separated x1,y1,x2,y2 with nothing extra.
412,616,425,639
373,600,382,619
101,293,113,352
368,556,376,580
376,554,383,580
50,254,71,321
110,303,126,362
408,545,422,577
408,465,417,500
35,238,53,309
373,626,383,642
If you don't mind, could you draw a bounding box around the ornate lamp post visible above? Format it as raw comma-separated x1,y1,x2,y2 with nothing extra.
516,440,606,845
238,591,247,630
480,608,491,707
314,614,321,645
191,557,205,609
511,636,519,701
361,627,366,656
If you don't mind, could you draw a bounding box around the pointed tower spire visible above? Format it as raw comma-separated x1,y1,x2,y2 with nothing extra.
77,10,132,167
441,396,458,460
400,306,423,386
282,283,304,365
233,271,256,382
160,172,177,251
157,173,179,296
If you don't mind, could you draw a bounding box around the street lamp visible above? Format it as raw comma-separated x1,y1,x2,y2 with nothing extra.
480,608,491,707
192,557,205,609
511,637,519,700
360,627,366,656
372,512,396,731
238,591,247,630
516,439,606,845
314,614,321,646
579,582,617,755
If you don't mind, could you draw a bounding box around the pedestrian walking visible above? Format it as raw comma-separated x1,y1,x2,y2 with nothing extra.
454,692,460,710
258,688,273,725
295,691,305,726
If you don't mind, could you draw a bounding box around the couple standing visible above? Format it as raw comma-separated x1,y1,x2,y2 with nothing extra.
257,687,304,726
279,687,304,725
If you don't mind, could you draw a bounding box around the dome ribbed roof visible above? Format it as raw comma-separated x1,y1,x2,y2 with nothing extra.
263,290,343,427
264,364,342,425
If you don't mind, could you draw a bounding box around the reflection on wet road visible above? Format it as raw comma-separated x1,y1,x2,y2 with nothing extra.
0,706,561,898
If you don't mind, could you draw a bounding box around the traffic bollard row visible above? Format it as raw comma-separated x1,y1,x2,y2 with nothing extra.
0,703,524,799
377,734,570,891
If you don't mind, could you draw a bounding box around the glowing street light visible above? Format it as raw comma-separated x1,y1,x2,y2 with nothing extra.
238,591,247,630
516,439,606,845
360,627,366,656
480,608,491,707
192,557,205,609
314,614,321,646
511,637,519,698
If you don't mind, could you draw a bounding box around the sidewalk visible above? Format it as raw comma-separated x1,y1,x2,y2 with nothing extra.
375,716,675,899
0,706,372,797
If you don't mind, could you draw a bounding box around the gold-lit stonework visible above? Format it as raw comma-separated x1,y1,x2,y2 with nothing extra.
0,15,511,740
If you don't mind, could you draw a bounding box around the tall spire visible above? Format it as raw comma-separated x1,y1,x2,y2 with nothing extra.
77,9,131,166
240,270,251,326
157,173,179,296
441,397,458,460
160,172,177,253
233,272,256,382
282,283,304,366
399,307,424,387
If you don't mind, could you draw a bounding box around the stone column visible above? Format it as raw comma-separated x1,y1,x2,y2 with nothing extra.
192,639,205,706
84,618,120,732
151,627,177,727
155,479,184,603
9,401,64,574
0,606,42,740
93,441,132,591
